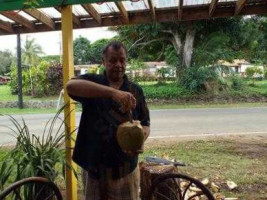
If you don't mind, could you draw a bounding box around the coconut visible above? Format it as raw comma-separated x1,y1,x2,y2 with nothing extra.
116,120,144,152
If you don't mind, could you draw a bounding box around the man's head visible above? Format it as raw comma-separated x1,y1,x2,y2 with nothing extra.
102,41,127,82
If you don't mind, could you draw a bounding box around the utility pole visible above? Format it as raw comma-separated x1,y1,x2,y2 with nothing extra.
17,33,23,109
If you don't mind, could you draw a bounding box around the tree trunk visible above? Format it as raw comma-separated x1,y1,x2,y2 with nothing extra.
182,22,195,68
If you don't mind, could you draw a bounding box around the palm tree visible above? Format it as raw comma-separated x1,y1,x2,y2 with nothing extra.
22,37,43,67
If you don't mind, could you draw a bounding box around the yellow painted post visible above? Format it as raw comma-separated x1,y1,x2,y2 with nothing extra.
61,5,78,200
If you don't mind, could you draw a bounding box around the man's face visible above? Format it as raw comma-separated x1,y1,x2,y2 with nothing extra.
103,46,127,82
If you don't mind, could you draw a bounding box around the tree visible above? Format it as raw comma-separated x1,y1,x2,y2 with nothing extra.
0,50,14,75
22,37,43,67
89,39,112,64
115,18,242,80
73,36,91,65
245,66,263,85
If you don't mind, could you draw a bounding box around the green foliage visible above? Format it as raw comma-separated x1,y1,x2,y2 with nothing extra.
156,66,175,84
22,37,43,67
74,36,91,64
0,50,14,75
46,63,63,95
41,55,61,64
164,45,179,67
141,83,183,99
245,66,263,79
90,39,111,64
9,61,62,97
23,0,43,8
180,66,220,93
228,74,245,90
0,106,77,196
264,69,267,79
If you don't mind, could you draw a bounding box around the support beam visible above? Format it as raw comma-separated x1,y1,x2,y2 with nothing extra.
178,0,183,20
235,0,248,15
24,9,55,30
82,4,102,24
0,19,14,33
115,2,129,23
17,33,23,109
148,0,156,21
1,11,35,30
56,7,81,27
61,5,77,200
209,0,219,17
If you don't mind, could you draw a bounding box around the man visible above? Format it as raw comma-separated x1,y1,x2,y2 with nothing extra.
66,41,150,200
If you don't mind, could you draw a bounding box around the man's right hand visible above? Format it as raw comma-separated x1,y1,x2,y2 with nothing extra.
111,90,136,113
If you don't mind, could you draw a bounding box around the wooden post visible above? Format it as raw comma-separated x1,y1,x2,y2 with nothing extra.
61,5,77,200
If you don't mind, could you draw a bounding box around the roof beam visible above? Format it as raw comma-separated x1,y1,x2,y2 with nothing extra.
115,2,129,23
147,0,156,21
1,11,35,30
0,19,14,33
209,0,219,17
82,4,102,25
178,0,183,20
24,9,55,30
55,7,81,27
235,0,248,15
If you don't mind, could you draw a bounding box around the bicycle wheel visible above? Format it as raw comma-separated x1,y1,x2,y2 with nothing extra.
0,177,63,200
147,173,215,200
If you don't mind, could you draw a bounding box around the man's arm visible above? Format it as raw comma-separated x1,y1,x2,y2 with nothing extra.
66,79,136,112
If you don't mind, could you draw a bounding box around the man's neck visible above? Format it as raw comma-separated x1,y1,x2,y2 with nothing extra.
108,78,123,89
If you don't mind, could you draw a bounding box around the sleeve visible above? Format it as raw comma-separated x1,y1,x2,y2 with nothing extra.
137,87,150,127
68,74,98,104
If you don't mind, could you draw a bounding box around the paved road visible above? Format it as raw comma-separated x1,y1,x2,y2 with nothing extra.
1,107,267,145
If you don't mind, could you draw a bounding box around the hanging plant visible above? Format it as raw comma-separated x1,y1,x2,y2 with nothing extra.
23,0,43,9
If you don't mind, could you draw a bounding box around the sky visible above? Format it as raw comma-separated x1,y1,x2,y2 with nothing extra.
0,27,117,56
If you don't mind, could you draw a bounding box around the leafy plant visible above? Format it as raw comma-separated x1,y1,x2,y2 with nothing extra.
180,66,220,93
0,105,77,197
229,74,245,90
245,66,263,85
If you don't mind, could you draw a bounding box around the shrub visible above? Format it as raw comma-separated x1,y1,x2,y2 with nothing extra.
229,74,245,90
47,63,63,96
180,66,219,93
9,61,63,97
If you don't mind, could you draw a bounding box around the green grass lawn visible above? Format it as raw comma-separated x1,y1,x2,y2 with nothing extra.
247,80,267,95
0,85,58,102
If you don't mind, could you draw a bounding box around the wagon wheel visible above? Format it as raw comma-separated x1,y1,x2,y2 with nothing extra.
0,177,63,200
147,173,215,200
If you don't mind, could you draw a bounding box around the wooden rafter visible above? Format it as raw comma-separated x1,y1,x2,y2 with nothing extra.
235,0,248,15
82,4,102,24
2,4,267,35
115,2,129,23
178,0,183,20
0,19,14,33
209,0,219,17
148,0,156,21
55,7,81,27
24,9,55,30
1,11,35,30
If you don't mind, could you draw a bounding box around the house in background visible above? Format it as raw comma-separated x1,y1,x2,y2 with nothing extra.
0,75,11,85
126,61,174,78
218,59,264,77
74,64,100,76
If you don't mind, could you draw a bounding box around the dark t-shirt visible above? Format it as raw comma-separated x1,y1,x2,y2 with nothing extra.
69,73,150,179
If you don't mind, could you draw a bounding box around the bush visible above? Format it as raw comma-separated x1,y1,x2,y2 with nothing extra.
180,66,220,93
9,62,63,97
229,74,245,90
264,69,267,79
142,83,183,99
46,63,63,96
